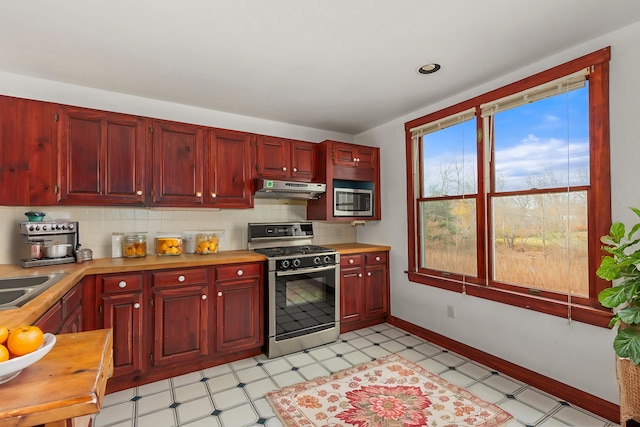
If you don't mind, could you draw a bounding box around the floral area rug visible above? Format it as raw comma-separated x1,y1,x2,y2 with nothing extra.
266,354,513,427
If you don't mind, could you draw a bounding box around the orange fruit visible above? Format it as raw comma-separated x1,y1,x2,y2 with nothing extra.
7,325,44,357
0,325,8,345
0,344,9,362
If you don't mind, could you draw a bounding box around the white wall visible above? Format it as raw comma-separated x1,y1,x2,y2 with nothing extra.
355,21,640,405
0,72,358,264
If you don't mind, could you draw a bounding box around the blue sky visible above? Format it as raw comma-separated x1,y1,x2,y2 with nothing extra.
422,85,589,195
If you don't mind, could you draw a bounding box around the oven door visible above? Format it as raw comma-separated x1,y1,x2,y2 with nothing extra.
269,264,339,342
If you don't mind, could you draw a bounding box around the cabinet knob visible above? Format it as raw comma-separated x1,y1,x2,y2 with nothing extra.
356,157,361,162
358,273,363,277
133,303,140,309
353,157,357,162
375,256,381,262
237,269,243,276
136,190,143,196
367,272,372,276
217,291,223,297
282,166,287,171
118,281,127,288
178,275,186,282
202,294,207,300
196,192,202,198
293,167,297,172
348,259,354,264
211,192,217,198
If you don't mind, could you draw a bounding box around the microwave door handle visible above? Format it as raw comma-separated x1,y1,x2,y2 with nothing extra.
275,265,337,277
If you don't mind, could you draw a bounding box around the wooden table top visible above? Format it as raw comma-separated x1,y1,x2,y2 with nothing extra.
0,329,113,427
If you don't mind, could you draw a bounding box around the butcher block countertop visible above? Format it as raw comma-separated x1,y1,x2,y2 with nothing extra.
0,328,113,427
326,243,391,254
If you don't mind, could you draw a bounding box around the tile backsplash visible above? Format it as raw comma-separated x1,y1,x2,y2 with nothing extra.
1,199,356,265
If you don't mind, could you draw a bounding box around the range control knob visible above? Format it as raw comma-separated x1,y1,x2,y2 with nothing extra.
281,259,290,269
68,223,74,230
292,258,301,268
42,225,48,231
313,256,322,265
323,255,333,264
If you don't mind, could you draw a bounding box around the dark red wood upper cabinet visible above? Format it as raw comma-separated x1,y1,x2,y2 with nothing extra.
151,120,204,206
289,139,315,181
57,106,147,205
207,129,253,208
255,135,289,179
254,136,316,182
0,96,56,206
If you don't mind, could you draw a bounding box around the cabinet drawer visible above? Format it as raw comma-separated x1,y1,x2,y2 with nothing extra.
365,252,387,265
216,263,260,281
153,268,208,287
102,274,144,294
341,254,363,267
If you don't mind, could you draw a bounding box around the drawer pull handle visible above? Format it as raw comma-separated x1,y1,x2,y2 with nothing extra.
178,275,186,282
202,294,207,300
118,281,127,288
375,256,380,261
358,273,363,278
348,259,354,264
217,291,223,297
367,272,372,276
133,303,140,309
237,269,243,276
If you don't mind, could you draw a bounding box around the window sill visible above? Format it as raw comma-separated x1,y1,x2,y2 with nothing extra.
407,271,612,328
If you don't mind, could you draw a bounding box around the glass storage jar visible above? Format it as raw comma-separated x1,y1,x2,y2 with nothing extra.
195,232,219,254
122,233,147,258
155,233,183,256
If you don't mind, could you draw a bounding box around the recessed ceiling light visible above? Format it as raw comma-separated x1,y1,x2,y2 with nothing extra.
418,63,441,75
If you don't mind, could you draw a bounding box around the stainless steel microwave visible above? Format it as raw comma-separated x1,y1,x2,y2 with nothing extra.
333,187,373,217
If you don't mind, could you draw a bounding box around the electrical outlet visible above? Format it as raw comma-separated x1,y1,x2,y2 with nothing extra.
447,305,455,319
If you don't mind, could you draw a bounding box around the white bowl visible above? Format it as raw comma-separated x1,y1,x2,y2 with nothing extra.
0,333,56,384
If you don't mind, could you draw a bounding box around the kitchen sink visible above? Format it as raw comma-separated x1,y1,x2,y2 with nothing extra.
0,273,67,311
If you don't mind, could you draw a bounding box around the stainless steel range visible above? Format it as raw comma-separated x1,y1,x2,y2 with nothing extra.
248,222,340,358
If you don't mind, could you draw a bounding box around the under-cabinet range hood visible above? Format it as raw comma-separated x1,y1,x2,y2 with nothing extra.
254,179,326,200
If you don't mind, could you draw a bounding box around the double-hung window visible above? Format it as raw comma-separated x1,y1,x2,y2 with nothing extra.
404,48,612,326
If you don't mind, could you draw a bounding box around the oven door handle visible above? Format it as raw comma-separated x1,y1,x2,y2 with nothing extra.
275,265,337,277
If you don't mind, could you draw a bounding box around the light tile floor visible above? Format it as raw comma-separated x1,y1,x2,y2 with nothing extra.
94,323,619,427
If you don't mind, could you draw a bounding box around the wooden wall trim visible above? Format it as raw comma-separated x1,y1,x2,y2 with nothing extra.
387,315,619,423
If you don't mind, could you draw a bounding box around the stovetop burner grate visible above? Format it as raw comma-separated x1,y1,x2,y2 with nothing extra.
253,245,334,257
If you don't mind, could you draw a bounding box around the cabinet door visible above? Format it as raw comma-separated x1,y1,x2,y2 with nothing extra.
255,136,289,178
101,292,144,377
364,264,388,319
290,140,315,181
332,142,358,167
354,145,376,171
57,107,146,205
35,301,63,334
340,266,363,324
60,281,83,334
0,96,55,206
215,276,262,353
152,285,209,366
151,120,204,206
207,129,253,208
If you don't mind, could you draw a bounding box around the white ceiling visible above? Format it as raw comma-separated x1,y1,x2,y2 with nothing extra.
2,1,640,135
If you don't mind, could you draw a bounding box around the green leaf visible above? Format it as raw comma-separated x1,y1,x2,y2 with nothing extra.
597,256,620,281
610,222,625,243
598,286,628,308
613,327,640,365
618,306,640,325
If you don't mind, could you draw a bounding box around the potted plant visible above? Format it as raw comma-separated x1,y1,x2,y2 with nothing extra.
597,207,640,425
